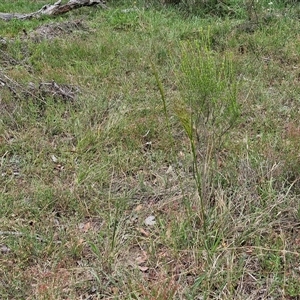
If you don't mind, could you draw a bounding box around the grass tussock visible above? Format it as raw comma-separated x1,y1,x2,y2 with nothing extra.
0,0,300,299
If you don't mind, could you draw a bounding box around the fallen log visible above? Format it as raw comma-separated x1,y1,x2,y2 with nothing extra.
0,0,107,21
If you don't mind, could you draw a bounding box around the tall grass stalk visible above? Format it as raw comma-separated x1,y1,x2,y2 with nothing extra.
151,61,174,150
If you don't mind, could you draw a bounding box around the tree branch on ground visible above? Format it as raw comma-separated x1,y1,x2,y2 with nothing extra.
0,0,108,21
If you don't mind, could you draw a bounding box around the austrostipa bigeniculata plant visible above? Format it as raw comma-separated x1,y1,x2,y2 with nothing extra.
175,36,240,234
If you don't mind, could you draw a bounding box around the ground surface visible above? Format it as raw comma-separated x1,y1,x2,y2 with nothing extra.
0,1,300,299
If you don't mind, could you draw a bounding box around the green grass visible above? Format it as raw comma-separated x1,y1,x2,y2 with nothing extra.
1,1,300,299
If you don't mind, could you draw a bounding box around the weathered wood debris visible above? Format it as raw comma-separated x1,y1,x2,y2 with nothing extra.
0,0,107,21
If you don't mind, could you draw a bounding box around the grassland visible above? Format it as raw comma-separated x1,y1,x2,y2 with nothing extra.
0,0,300,299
